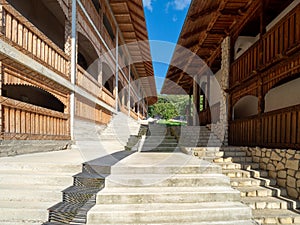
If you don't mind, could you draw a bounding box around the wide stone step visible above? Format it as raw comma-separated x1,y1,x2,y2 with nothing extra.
215,162,242,170
241,196,288,210
0,186,63,202
222,151,248,157
237,186,273,197
252,209,300,224
96,186,240,204
0,202,50,222
223,169,251,178
110,163,221,175
0,162,81,173
230,177,262,187
105,173,230,187
88,221,257,225
87,202,252,224
142,147,179,152
0,171,73,186
143,143,178,147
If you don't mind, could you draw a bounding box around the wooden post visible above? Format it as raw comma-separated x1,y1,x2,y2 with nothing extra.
115,28,119,111
193,76,200,126
257,76,264,145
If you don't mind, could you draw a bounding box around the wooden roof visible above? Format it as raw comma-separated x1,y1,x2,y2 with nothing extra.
109,0,157,104
162,0,295,94
161,0,261,94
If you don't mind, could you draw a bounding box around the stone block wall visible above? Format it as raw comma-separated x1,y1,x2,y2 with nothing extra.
248,147,300,199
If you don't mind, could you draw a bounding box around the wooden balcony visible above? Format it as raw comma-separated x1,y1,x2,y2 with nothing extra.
230,4,300,87
229,104,300,149
0,4,69,79
1,96,69,140
76,65,116,108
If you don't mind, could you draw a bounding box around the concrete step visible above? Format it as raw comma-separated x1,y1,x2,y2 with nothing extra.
105,173,230,187
241,196,288,210
96,186,240,204
88,222,258,225
109,163,221,175
237,186,273,197
252,209,300,224
0,201,58,223
142,147,179,152
87,202,252,224
143,143,178,147
0,171,73,186
0,162,81,173
0,185,63,202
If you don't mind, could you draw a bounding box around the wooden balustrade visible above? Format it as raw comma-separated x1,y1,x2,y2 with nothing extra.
1,97,69,140
76,65,102,97
231,41,260,86
0,5,69,78
230,104,300,149
101,86,115,108
262,6,300,66
230,4,300,87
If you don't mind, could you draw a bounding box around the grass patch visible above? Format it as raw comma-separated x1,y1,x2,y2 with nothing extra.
157,119,187,126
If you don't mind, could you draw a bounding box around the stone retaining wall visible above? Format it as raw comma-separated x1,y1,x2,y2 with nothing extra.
247,147,300,199
0,140,71,157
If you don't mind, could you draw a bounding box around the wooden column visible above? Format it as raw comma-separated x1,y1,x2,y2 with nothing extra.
257,76,265,145
260,1,267,35
193,76,200,126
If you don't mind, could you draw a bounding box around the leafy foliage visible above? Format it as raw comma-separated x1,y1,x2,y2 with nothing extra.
148,95,190,120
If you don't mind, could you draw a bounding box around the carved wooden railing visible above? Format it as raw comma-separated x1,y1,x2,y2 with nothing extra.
0,4,69,78
1,97,69,140
230,104,300,149
231,4,300,87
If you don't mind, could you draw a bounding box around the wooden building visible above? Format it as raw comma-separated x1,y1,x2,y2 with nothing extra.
0,0,156,155
162,0,300,150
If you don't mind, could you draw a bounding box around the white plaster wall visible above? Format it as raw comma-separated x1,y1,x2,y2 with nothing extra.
234,35,260,59
265,77,300,112
233,95,258,120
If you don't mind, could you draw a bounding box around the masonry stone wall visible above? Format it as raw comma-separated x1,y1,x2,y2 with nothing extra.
210,36,230,145
247,147,300,199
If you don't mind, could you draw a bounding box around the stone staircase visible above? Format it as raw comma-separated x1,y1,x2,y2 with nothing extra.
0,150,83,225
86,152,256,224
192,146,300,225
175,126,222,147
141,124,179,152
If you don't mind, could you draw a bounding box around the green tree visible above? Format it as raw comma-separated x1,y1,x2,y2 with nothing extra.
148,95,190,119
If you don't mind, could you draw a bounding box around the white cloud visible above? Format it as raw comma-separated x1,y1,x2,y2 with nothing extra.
166,0,191,11
143,0,153,12
172,15,178,22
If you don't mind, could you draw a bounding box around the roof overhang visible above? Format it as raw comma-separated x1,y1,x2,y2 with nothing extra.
161,0,260,94
109,0,157,104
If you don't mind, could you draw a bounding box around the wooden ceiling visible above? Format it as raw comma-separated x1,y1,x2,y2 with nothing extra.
161,0,261,94
162,0,295,95
109,0,157,104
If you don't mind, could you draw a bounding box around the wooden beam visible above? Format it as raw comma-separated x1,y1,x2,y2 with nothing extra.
189,5,219,21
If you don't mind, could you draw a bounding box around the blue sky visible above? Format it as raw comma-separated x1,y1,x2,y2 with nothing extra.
142,0,191,93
